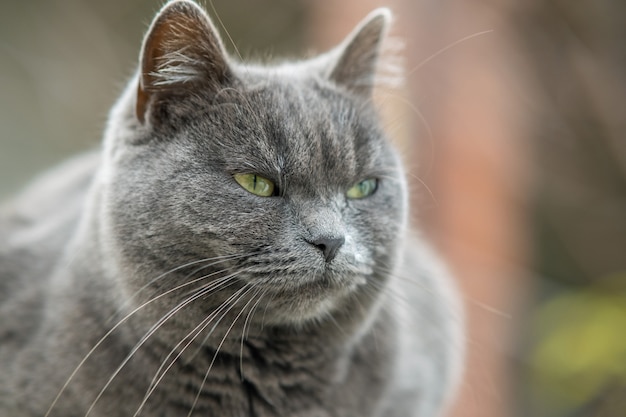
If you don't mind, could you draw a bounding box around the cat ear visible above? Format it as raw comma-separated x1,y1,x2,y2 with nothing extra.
326,8,392,98
136,0,231,124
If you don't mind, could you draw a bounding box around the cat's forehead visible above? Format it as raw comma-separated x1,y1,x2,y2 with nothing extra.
242,78,359,124
210,79,388,186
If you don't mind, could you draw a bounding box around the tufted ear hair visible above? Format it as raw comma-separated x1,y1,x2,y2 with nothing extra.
135,0,231,124
326,8,392,98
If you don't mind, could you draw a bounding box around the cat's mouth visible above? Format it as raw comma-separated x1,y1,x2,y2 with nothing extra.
238,265,372,323
252,275,362,324
223,245,375,324
244,261,371,291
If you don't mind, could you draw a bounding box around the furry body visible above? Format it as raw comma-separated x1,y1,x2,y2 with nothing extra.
0,2,462,416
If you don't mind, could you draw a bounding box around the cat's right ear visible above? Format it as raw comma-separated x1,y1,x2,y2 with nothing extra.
135,0,231,124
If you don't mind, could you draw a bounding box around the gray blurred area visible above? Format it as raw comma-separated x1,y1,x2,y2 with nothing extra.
0,0,305,198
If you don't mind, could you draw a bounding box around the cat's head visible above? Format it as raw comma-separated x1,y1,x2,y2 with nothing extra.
98,0,407,329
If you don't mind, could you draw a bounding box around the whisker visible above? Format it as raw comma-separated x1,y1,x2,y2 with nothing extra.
239,288,268,380
134,281,255,417
371,262,510,360
365,276,466,356
378,91,436,179
186,284,262,417
405,172,438,207
43,259,249,417
260,289,278,330
206,0,244,64
377,263,510,320
82,272,242,417
111,252,252,322
407,30,494,76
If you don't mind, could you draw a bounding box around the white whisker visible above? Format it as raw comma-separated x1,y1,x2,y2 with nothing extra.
111,252,252,322
239,288,268,381
408,30,494,75
43,256,252,417
377,263,510,320
186,284,262,417
82,271,243,417
134,281,255,417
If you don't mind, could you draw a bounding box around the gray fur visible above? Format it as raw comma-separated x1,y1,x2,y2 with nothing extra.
0,1,463,416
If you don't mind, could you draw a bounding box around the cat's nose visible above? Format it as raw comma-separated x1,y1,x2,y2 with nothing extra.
308,236,345,263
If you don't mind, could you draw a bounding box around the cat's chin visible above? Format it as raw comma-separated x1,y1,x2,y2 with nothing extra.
270,296,343,326
257,273,368,326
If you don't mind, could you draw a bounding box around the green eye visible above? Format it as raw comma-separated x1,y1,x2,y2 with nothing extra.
346,178,378,199
234,173,275,197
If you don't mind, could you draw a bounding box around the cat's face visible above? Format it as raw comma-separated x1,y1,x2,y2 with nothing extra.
99,0,406,326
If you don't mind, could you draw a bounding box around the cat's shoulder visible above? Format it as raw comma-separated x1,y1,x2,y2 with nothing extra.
0,151,100,300
1,150,100,228
385,234,464,416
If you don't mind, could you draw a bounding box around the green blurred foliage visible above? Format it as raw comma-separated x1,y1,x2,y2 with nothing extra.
529,273,626,416
518,0,626,416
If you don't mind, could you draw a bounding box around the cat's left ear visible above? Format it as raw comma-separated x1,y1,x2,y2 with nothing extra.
325,8,392,98
135,0,231,124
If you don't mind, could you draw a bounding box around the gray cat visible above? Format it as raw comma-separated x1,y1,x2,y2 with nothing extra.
0,1,463,416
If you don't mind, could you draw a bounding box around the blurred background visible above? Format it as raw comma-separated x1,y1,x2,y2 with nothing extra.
1,1,624,416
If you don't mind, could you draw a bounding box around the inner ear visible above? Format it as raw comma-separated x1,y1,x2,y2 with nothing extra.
136,0,231,124
327,8,392,98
